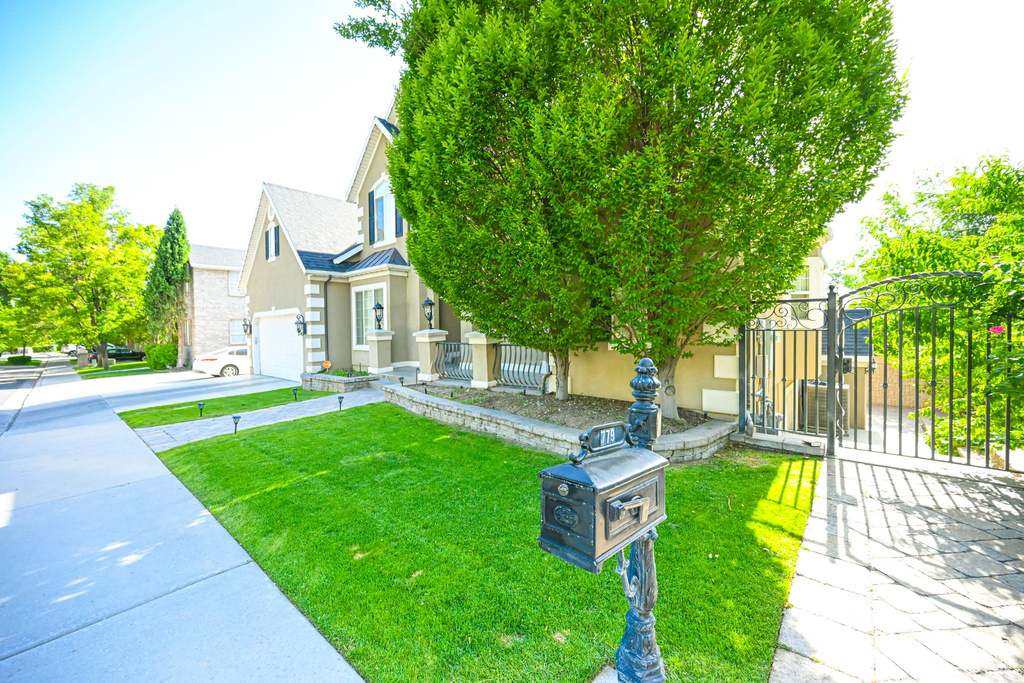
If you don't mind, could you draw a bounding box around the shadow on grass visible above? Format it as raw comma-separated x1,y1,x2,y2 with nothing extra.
158,403,819,683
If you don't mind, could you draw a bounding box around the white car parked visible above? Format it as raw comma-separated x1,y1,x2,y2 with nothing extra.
192,347,250,377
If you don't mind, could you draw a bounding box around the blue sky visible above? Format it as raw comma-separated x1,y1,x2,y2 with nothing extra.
1,1,1022,264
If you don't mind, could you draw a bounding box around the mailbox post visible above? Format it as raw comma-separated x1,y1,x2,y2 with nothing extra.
537,358,667,683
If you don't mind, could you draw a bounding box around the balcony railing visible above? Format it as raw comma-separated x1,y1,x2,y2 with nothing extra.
493,344,550,393
433,342,473,382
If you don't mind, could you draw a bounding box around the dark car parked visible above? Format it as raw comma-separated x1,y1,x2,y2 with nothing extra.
89,345,146,363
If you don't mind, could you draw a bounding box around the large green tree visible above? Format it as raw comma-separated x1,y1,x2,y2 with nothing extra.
339,0,905,413
6,184,159,369
848,156,1023,456
144,208,191,366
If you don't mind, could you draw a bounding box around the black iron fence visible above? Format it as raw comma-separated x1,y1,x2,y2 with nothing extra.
433,342,473,382
493,344,550,393
740,272,1021,473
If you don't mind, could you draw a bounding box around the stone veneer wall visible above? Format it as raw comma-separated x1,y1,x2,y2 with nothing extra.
302,373,379,393
381,384,734,463
190,268,247,359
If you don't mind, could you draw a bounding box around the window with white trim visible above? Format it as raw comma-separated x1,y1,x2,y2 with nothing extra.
791,266,810,297
370,177,402,245
229,320,246,345
228,271,242,296
354,286,385,347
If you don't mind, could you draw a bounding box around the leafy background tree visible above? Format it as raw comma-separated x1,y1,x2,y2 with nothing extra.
845,156,1023,458
339,0,906,415
5,184,159,369
144,208,191,366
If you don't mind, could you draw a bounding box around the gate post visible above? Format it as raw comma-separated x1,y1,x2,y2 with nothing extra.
737,324,748,435
825,285,838,457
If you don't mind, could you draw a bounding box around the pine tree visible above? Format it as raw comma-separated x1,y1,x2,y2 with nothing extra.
144,208,191,366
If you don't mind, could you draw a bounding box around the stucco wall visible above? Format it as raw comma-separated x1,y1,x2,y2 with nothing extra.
246,231,306,316
566,342,738,418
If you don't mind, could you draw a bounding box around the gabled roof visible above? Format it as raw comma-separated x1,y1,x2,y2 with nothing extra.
239,183,360,286
189,244,245,270
345,114,399,204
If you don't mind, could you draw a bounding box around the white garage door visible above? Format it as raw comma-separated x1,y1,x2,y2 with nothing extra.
257,315,304,382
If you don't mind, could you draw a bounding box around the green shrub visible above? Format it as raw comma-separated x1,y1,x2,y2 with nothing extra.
145,343,177,369
6,355,32,365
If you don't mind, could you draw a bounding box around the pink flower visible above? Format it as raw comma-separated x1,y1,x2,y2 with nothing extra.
989,325,1006,335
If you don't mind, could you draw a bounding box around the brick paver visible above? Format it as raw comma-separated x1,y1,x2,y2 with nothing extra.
771,454,1024,682
135,390,385,452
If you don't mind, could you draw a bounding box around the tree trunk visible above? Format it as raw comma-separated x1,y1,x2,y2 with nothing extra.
655,354,681,420
99,341,110,370
552,350,570,401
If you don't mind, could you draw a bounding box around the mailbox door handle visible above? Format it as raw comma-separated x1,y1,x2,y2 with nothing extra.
609,495,651,525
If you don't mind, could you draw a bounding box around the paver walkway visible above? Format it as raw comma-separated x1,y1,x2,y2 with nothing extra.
770,452,1024,682
136,389,385,452
0,359,363,681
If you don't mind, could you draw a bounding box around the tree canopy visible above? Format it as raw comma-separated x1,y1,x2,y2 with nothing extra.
144,208,191,365
846,156,1024,456
5,184,159,368
339,0,906,413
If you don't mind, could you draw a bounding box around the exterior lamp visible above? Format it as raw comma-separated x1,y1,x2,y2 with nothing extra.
295,314,306,336
198,402,205,417
337,395,344,411
241,318,252,336
422,298,435,329
399,376,405,387
292,386,299,401
232,415,241,434
373,302,384,330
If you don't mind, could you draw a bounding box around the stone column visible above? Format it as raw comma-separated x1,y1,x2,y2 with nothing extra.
366,330,394,374
467,332,500,389
413,329,447,382
76,350,90,368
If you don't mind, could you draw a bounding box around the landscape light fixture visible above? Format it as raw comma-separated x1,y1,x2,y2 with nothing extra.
337,395,344,411
198,402,205,417
232,415,241,434
373,302,384,330
422,298,434,329
292,386,299,401
241,318,252,336
295,314,306,336
399,377,405,387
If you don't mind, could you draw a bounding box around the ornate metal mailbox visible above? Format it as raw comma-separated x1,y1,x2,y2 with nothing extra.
537,358,668,683
538,424,667,573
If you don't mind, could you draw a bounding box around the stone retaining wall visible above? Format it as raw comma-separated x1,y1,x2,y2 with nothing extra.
382,384,735,463
301,373,379,393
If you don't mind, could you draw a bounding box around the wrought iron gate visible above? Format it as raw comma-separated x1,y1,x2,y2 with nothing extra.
740,272,1021,473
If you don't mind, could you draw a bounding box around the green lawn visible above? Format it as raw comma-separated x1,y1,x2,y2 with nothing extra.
78,360,150,375
157,403,819,682
119,387,336,428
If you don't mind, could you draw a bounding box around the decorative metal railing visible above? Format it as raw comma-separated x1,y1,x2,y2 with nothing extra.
433,342,473,382
493,344,550,393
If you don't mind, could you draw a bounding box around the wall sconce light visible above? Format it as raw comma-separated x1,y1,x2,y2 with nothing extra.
373,302,384,330
242,318,252,336
295,314,306,336
422,298,434,329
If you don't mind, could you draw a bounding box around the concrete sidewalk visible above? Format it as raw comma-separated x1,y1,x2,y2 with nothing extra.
0,358,364,681
136,389,385,452
770,453,1024,682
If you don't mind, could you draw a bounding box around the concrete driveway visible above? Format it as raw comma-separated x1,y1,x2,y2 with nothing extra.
0,360,361,681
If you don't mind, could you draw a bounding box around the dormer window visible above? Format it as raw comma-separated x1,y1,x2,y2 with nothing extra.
368,177,403,246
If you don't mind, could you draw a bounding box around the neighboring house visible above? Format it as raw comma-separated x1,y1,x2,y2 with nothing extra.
182,245,248,365
239,102,829,421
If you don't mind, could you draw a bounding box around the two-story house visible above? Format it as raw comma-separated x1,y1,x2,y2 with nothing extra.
183,245,248,365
